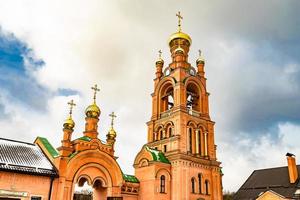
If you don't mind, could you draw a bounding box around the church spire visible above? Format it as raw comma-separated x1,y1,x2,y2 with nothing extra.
84,84,101,139
168,12,192,68
106,112,117,147
59,99,76,156
63,99,76,130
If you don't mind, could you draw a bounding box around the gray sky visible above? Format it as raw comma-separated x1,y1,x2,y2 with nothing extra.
0,0,300,191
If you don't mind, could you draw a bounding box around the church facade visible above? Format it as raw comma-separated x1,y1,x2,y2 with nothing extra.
0,13,223,200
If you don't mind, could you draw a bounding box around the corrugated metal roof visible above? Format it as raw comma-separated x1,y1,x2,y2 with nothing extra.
0,138,57,176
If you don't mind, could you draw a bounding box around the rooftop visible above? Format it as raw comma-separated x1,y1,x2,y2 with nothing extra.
0,138,58,177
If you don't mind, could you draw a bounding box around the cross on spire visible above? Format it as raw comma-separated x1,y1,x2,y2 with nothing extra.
176,11,183,32
67,99,76,118
91,84,100,104
158,50,162,59
109,112,117,127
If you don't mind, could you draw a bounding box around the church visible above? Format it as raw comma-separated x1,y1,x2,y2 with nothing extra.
0,13,223,200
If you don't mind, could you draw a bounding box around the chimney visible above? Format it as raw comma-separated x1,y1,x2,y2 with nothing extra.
286,153,298,184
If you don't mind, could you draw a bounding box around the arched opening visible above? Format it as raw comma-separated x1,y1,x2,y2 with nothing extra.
93,179,107,200
198,173,202,194
160,175,166,193
191,178,196,193
74,177,108,200
160,83,174,113
165,123,174,138
205,179,209,195
186,83,200,112
74,177,93,200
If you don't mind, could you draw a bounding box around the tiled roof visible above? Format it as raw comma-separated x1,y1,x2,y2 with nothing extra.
123,173,139,183
234,165,300,200
0,138,58,177
145,146,170,164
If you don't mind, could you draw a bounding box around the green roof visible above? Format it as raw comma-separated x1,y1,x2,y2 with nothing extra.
123,173,139,183
78,136,92,142
145,146,170,164
69,151,80,159
37,137,59,158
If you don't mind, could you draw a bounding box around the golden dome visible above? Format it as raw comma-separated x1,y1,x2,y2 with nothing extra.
196,56,205,64
107,127,117,139
63,116,75,130
85,103,101,118
168,31,192,46
196,50,205,64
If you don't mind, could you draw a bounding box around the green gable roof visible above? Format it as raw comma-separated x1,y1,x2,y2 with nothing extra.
36,137,59,158
78,136,92,142
123,173,139,183
145,146,170,164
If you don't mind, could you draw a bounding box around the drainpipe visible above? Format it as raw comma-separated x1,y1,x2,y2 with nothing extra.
48,176,55,200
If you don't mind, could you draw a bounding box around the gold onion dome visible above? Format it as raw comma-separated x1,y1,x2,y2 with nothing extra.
107,127,117,139
63,116,75,130
64,99,76,130
168,31,192,46
85,103,101,118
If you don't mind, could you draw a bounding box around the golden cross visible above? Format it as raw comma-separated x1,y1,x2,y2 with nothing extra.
176,11,183,32
158,50,162,59
91,84,100,104
109,112,117,127
67,99,76,117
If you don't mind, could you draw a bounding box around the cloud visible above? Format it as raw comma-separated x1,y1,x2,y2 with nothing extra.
0,0,299,192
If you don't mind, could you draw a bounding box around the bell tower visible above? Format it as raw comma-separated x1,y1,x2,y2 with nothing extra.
145,12,223,200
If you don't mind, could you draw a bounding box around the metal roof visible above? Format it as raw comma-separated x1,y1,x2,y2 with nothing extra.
234,165,300,200
0,138,58,176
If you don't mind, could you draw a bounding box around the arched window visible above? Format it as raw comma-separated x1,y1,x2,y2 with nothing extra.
160,175,166,193
153,132,157,141
205,180,209,195
186,83,200,112
160,84,174,113
168,126,172,137
189,128,193,153
198,174,202,194
191,178,195,193
159,129,163,140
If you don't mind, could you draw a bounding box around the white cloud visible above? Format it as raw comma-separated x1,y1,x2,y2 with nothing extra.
0,0,299,192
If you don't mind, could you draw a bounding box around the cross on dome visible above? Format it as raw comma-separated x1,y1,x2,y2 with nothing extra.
109,112,117,127
67,99,76,118
91,84,100,104
158,50,162,59
176,11,183,32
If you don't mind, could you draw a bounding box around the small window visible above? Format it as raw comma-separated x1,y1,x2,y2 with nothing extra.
31,197,42,200
163,145,167,152
205,180,209,195
191,178,195,193
198,173,202,194
160,175,166,193
155,147,158,150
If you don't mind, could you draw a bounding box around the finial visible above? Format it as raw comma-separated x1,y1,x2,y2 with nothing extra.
109,112,117,128
176,11,183,32
198,49,202,57
67,99,76,118
91,84,100,104
158,50,162,59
